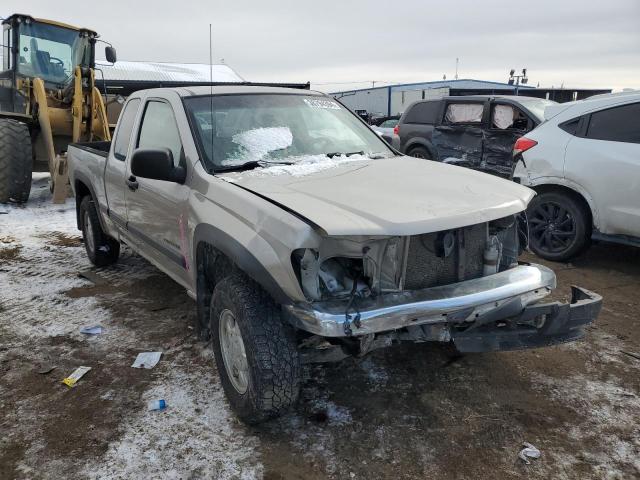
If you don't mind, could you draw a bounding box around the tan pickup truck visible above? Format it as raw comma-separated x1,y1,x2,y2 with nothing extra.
68,85,601,423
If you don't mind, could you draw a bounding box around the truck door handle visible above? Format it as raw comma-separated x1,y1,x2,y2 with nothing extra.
126,176,139,191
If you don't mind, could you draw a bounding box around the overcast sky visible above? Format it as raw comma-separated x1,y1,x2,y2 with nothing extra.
3,0,639,92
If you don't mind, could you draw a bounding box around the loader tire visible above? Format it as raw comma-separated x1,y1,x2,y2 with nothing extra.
0,119,33,204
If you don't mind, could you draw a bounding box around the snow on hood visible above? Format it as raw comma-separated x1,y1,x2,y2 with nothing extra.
219,156,536,236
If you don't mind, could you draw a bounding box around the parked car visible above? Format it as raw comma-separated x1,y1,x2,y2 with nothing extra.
397,95,557,178
370,115,400,136
513,91,640,261
68,86,600,423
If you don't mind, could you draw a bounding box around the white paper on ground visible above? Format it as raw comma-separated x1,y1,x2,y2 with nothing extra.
518,442,541,464
131,352,162,369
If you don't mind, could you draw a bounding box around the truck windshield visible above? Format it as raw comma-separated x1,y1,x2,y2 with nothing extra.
17,22,91,85
183,94,394,171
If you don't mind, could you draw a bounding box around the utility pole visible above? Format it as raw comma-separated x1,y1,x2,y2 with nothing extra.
372,80,376,88
508,68,528,96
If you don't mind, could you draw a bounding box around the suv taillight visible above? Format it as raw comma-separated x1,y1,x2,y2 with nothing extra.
513,137,538,155
393,124,399,136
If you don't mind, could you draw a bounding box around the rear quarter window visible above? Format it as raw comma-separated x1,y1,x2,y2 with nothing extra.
403,101,440,124
585,102,640,144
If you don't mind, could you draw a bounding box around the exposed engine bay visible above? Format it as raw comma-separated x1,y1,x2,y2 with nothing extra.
292,214,526,302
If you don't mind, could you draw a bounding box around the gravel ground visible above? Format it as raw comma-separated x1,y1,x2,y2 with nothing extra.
1,175,639,479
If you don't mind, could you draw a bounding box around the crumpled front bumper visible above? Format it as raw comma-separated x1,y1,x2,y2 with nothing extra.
284,263,601,352
450,285,601,352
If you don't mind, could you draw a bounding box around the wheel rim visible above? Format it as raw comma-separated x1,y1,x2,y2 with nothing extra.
83,210,95,256
411,150,427,159
219,309,249,394
529,200,577,255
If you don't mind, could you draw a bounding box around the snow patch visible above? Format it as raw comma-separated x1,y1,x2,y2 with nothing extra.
225,127,293,164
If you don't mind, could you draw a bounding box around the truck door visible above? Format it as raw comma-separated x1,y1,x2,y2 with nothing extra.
104,98,140,230
482,102,532,178
125,98,191,283
432,99,486,168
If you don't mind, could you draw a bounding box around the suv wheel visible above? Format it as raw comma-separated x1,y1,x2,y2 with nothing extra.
408,146,431,160
210,273,301,423
79,196,120,266
527,191,590,262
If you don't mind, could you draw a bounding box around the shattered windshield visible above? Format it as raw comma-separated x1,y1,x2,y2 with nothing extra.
184,94,394,171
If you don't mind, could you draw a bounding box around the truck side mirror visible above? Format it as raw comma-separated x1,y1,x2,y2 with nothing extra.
131,148,186,184
105,46,117,63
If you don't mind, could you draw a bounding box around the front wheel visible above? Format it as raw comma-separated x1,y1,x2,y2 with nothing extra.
527,191,590,262
79,196,120,266
210,274,301,423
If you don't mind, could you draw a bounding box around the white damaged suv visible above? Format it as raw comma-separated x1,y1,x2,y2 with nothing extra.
69,86,601,423
513,91,640,261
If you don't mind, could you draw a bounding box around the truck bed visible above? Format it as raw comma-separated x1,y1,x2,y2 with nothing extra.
70,141,111,158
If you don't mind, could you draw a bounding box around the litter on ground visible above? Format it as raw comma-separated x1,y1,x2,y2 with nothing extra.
62,366,92,387
132,352,162,369
80,325,103,335
518,442,541,464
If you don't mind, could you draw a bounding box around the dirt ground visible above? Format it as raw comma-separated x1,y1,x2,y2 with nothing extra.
1,175,639,480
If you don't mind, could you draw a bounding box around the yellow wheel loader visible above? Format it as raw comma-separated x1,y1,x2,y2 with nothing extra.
0,14,115,203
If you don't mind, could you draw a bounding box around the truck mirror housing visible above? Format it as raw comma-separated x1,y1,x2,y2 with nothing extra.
105,46,117,63
131,148,186,183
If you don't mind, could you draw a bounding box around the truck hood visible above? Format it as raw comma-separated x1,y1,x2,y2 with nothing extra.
221,156,535,236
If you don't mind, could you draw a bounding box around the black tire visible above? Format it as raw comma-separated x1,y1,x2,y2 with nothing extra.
0,118,33,204
79,196,120,266
408,146,431,160
210,273,301,423
527,190,590,262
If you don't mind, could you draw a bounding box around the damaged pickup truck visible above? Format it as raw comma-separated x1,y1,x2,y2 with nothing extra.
68,86,601,423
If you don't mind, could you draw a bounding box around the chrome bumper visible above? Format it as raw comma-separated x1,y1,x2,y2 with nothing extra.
284,264,557,337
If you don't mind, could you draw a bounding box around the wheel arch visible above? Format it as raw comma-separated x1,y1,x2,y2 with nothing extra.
193,224,291,306
403,138,435,158
529,182,595,230
72,174,108,232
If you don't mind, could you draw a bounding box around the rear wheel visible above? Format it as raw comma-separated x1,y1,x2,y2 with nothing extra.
79,196,120,266
527,191,590,261
210,273,301,423
0,118,33,204
408,146,431,160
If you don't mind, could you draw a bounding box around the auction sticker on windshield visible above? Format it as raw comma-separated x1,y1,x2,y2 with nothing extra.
303,98,341,110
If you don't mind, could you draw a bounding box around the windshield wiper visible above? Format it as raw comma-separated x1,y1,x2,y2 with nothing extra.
214,159,294,173
325,151,364,158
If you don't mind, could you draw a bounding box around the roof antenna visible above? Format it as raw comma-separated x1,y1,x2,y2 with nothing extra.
209,23,214,171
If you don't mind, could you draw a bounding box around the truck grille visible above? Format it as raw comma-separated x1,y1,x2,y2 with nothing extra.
404,224,486,290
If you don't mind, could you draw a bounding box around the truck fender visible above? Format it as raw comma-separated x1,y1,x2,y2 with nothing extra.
72,171,109,233
192,223,291,305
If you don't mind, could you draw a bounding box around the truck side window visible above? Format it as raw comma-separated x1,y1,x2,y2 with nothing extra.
444,103,484,124
137,101,183,166
586,102,640,144
113,99,140,161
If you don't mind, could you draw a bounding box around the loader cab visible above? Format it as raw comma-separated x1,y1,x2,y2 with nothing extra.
0,14,105,113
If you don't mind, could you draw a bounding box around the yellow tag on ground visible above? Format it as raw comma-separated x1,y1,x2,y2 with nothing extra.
61,366,91,387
